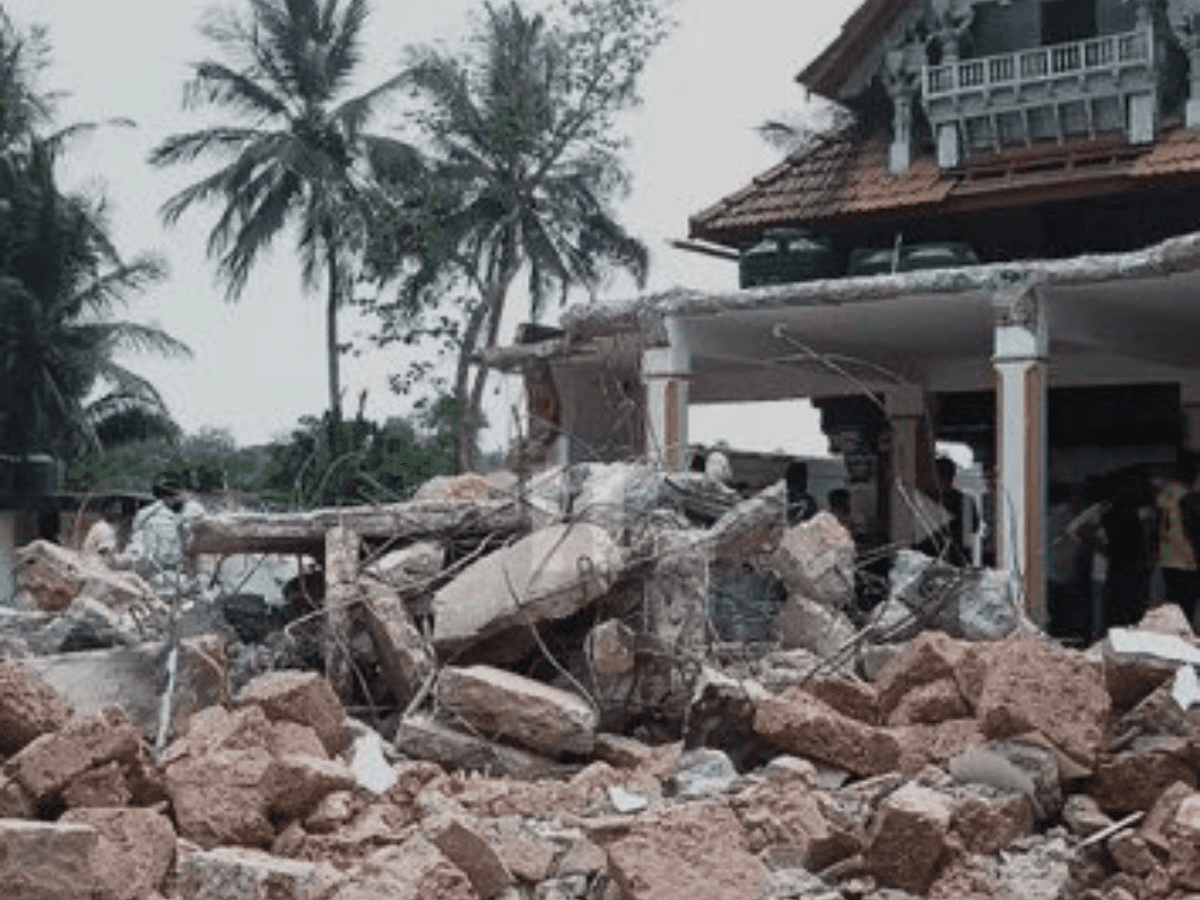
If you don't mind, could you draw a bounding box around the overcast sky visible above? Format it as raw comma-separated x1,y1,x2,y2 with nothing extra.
5,0,860,453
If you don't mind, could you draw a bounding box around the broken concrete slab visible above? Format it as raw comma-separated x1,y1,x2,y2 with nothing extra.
14,539,157,614
425,814,516,899
1088,740,1197,815
971,634,1110,771
21,638,225,745
798,675,879,726
432,522,623,652
864,782,954,895
363,540,444,589
177,845,346,900
602,803,767,900
359,575,435,709
4,706,143,802
164,748,275,850
0,656,72,755
260,754,357,820
644,528,709,656
187,497,525,557
393,713,576,781
60,807,176,900
1103,627,1200,712
777,593,856,660
327,838,476,900
437,664,597,757
754,689,903,777
0,819,100,900
729,778,863,871
707,489,784,563
874,631,968,719
234,669,350,757
770,512,856,609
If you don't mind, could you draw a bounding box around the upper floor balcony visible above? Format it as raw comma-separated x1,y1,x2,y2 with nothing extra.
919,28,1157,163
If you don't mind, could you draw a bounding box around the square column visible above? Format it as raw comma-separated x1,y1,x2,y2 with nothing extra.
884,387,936,544
642,319,691,471
993,282,1049,625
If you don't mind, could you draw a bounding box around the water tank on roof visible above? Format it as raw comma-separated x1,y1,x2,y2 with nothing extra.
848,242,980,277
739,228,837,289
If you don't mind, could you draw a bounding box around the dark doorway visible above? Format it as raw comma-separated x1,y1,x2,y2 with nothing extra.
1042,0,1097,44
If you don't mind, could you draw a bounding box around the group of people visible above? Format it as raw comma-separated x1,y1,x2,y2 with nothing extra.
1049,455,1200,642
83,474,205,597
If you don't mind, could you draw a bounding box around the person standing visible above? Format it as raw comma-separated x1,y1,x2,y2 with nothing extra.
785,460,818,525
1156,454,1200,627
120,475,205,597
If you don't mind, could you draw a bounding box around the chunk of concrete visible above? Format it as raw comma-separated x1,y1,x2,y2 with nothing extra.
865,782,954,895
364,540,444,591
260,754,357,820
1107,830,1158,876
163,748,275,849
644,528,709,656
425,814,515,899
178,846,346,900
586,618,637,677
60,807,176,900
799,675,879,725
1088,739,1197,815
1138,780,1194,854
0,819,100,900
22,638,225,745
972,635,1110,770
15,539,156,613
4,706,142,801
1169,793,1200,890
602,803,767,900
327,838,476,900
62,760,131,809
948,739,1062,822
1061,794,1114,838
950,792,1033,855
777,594,856,660
1103,627,1200,712
359,575,435,707
875,631,968,718
432,522,622,652
771,512,856,609
754,689,902,777
0,656,72,754
437,664,597,757
665,748,738,799
886,677,970,726
708,490,784,563
730,778,862,871
393,713,575,781
0,771,34,817
235,669,350,757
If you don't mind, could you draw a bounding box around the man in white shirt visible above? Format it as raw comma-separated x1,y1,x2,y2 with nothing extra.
121,476,205,597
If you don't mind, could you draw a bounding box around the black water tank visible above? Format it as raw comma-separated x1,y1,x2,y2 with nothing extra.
739,228,837,288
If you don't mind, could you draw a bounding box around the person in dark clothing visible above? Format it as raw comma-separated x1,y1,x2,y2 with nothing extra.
917,457,973,566
785,460,818,525
1102,470,1154,628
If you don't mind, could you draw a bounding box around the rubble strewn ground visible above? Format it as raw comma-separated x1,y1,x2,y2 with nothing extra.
6,463,1200,898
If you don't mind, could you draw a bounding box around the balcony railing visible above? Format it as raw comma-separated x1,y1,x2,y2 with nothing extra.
925,28,1152,99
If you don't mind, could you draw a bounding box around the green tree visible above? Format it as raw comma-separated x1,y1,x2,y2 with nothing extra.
366,0,668,472
150,0,417,427
0,10,188,460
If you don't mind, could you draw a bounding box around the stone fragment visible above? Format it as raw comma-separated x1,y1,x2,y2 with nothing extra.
0,771,34,817
799,675,878,725
364,540,444,591
708,489,785,563
0,819,99,900
60,807,176,900
235,669,350,756
1139,603,1196,639
776,593,856,660
886,676,969,726
730,779,862,872
267,721,328,760
62,760,132,809
1169,793,1200,889
761,755,818,786
953,567,1023,641
875,631,968,718
643,528,709,655
948,740,1062,821
260,754,357,820
437,664,597,757
1061,794,1114,838
327,838,476,900
5,706,142,801
480,817,560,883
304,790,357,834
23,639,225,745
971,634,1109,770
586,619,637,677
163,748,275,850
593,732,655,770
602,803,767,900
394,713,574,781
178,846,345,900
682,669,766,771
754,689,902,777
346,724,398,795
664,748,738,799
859,643,904,682
1138,780,1194,853
0,656,72,754
1102,627,1200,712
864,782,954,895
1089,741,1196,815
426,815,515,898
163,705,274,765
951,792,1033,854
554,838,608,877
432,523,622,652
359,575,435,707
771,512,856,609
894,718,986,774
1107,830,1157,876
15,539,156,613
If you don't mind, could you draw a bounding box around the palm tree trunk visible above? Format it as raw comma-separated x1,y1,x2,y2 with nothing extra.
458,273,514,472
325,233,343,459
452,301,490,473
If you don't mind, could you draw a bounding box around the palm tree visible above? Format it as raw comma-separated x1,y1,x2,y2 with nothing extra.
150,0,417,426
0,139,190,458
370,0,666,471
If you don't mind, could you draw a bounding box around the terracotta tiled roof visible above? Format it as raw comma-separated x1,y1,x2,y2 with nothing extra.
798,0,910,100
689,130,952,245
690,127,1200,247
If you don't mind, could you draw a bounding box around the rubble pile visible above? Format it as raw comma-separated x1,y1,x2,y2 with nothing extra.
4,463,1200,899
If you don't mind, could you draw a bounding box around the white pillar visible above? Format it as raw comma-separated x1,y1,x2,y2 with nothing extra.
642,319,691,471
993,282,1049,625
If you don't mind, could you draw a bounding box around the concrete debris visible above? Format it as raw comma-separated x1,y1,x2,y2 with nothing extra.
15,539,158,615
13,471,1200,899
